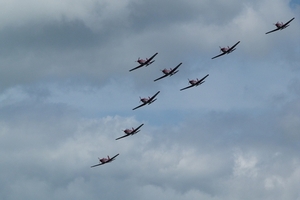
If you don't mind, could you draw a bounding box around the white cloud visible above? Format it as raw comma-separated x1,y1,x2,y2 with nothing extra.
233,150,258,177
0,0,300,199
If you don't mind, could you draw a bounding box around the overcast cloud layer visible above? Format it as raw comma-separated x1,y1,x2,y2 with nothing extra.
0,0,300,199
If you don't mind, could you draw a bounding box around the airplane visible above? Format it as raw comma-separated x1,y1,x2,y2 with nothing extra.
154,63,182,82
265,17,295,34
211,41,240,59
180,74,209,91
132,91,160,110
115,123,144,140
129,52,158,72
90,153,119,168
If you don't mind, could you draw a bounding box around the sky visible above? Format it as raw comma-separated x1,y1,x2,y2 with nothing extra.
0,0,299,199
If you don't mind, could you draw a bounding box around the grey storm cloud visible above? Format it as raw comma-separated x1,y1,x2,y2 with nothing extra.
0,0,299,199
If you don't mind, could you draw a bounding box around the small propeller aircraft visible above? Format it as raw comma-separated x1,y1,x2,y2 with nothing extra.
180,74,209,91
115,123,144,140
129,52,158,72
90,153,119,168
132,91,160,110
265,17,295,34
154,63,182,82
211,41,240,59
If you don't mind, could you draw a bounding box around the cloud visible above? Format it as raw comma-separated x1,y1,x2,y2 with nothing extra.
1,94,300,199
0,0,300,199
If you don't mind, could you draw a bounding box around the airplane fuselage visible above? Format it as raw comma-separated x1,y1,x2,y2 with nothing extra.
221,45,235,53
162,69,171,74
137,59,146,64
141,98,149,103
162,68,178,76
124,128,134,134
275,22,290,30
221,47,229,52
189,80,198,85
141,98,155,104
99,156,110,163
100,158,108,163
275,22,283,28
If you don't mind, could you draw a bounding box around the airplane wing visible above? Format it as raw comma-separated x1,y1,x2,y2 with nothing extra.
169,63,182,74
109,153,120,161
227,41,240,52
115,134,131,140
283,17,295,27
154,74,168,82
144,52,158,65
147,91,160,103
211,52,226,59
180,84,195,91
196,74,209,85
129,64,144,72
133,123,144,133
265,27,280,34
132,102,147,110
90,163,105,168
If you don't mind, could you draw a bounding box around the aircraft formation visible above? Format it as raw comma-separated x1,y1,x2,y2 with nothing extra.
91,17,295,168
